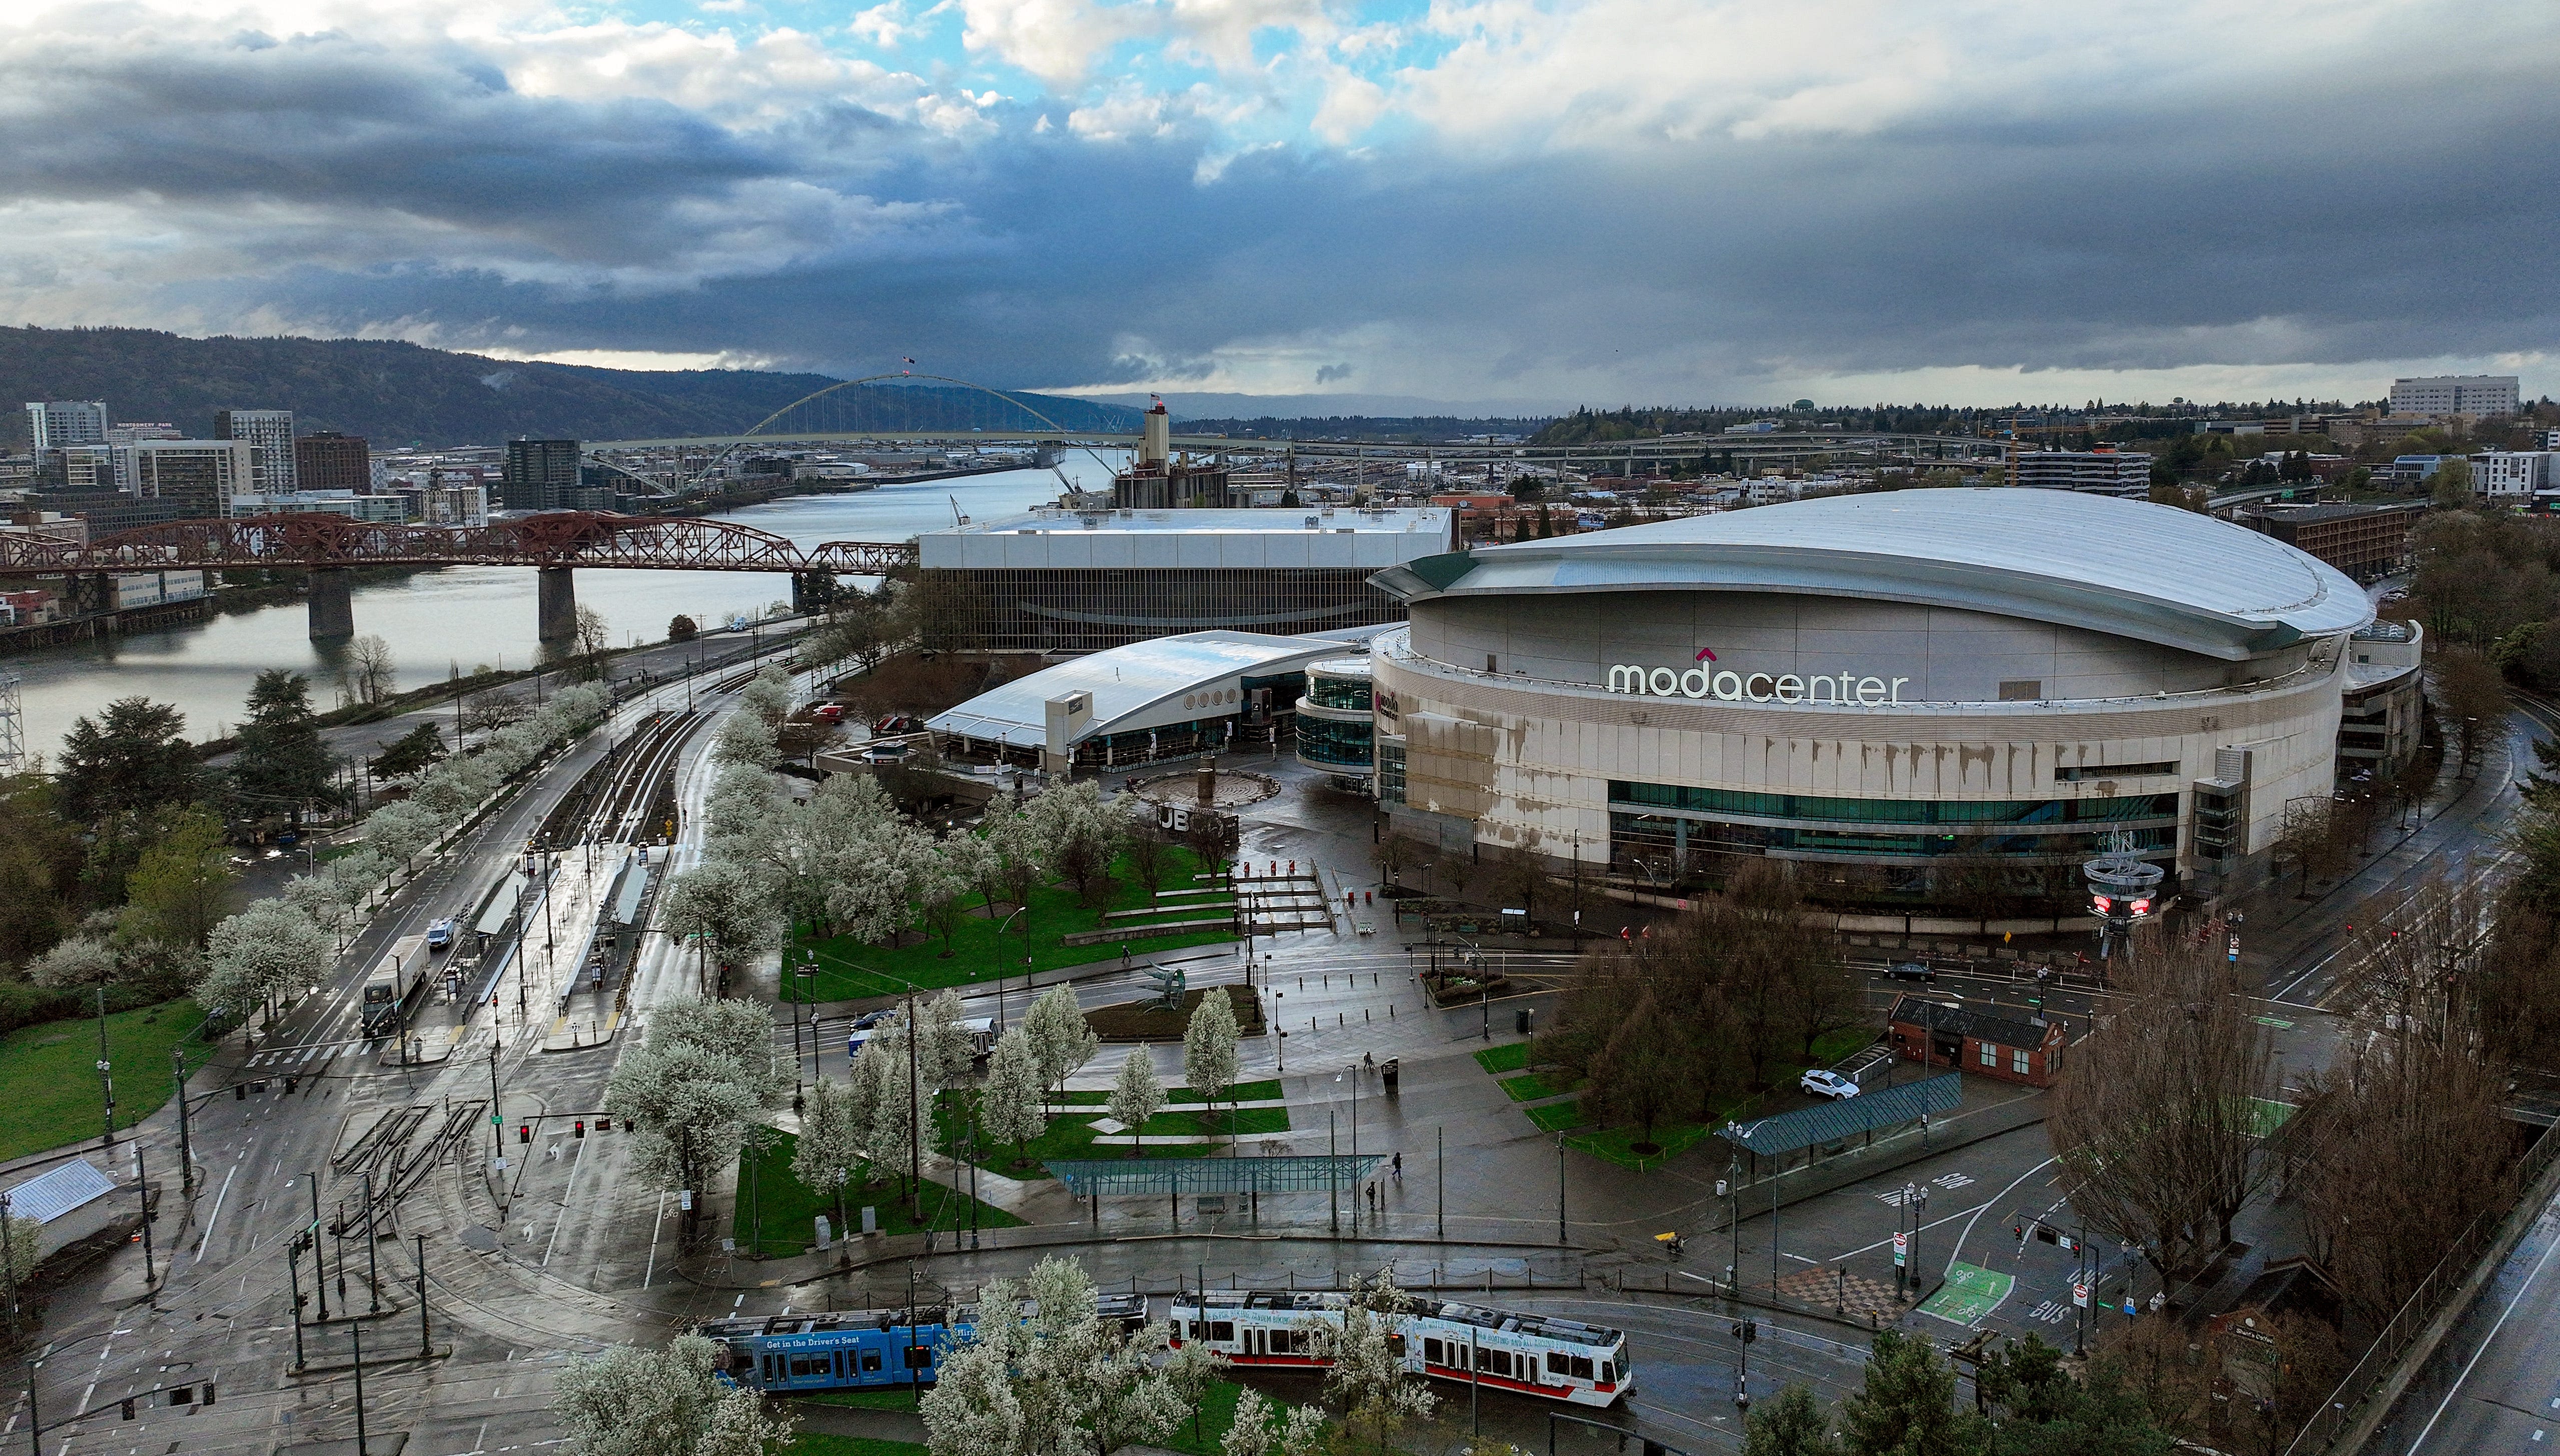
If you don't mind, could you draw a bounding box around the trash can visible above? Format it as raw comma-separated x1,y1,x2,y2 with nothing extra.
1515,1006,1534,1035
1382,1058,1400,1094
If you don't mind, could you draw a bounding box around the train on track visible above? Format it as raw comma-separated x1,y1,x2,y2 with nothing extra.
694,1293,1147,1394
1168,1290,1631,1407
696,1290,1628,1406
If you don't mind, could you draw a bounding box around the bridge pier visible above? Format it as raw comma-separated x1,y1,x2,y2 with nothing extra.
537,567,576,641
308,568,354,639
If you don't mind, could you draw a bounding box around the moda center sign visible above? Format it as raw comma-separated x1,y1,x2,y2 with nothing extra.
1606,648,1912,706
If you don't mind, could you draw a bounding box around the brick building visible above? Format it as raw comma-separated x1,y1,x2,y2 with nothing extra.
1887,995,2066,1088
2234,501,2426,582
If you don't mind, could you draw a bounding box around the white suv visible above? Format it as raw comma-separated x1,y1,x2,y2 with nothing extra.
1800,1069,1861,1101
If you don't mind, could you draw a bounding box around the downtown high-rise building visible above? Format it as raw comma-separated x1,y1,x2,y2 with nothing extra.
24,400,108,451
216,408,297,493
500,438,583,511
131,439,255,519
294,431,371,492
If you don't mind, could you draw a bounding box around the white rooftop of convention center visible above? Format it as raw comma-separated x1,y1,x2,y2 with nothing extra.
930,630,1356,750
1372,488,2372,661
918,506,1452,572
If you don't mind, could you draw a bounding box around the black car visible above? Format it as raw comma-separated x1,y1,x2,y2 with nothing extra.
1886,961,1933,981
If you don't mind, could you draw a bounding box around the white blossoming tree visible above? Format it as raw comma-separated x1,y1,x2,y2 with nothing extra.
1182,989,1241,1145
1107,1049,1163,1151
920,1256,1190,1456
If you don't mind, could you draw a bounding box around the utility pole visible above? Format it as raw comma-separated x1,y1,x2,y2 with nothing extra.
310,1175,329,1321
287,1235,309,1371
171,1049,193,1194
351,1323,370,1456
1436,1126,1444,1242
1556,1134,1567,1245
414,1234,433,1359
362,1172,381,1313
95,986,114,1148
133,1141,154,1301
488,1040,504,1194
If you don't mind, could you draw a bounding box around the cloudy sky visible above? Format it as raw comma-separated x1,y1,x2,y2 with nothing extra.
3,0,2555,410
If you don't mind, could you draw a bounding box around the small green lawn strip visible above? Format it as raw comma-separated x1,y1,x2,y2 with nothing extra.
797,1389,920,1411
731,1128,1023,1256
0,998,217,1162
783,1435,930,1456
1472,1041,1531,1074
1155,1379,1247,1456
788,848,1235,1003
1498,1070,1582,1102
1526,1099,1592,1132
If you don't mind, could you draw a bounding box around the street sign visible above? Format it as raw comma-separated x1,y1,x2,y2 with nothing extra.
1893,1231,1908,1267
2073,1282,2091,1308
2228,934,2241,963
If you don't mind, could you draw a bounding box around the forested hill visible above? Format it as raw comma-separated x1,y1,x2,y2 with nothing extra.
0,326,1143,448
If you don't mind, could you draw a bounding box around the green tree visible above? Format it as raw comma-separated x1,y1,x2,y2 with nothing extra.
368,722,446,783
2431,457,2476,509
57,697,204,830
0,774,84,969
230,670,337,827
120,809,235,948
1838,1330,1985,1456
1746,1385,1843,1456
668,613,698,643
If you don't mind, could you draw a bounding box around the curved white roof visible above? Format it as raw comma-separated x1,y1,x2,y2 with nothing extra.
1373,489,2373,661
930,630,1339,749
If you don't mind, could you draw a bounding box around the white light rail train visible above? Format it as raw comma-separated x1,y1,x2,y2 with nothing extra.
1168,1290,1630,1407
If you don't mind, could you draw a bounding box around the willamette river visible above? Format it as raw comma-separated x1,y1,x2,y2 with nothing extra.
5,456,1124,759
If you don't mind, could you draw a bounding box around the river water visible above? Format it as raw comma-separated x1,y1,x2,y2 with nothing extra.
5,457,1123,759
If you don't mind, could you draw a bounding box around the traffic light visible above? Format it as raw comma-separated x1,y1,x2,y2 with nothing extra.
519,1124,532,1144
120,1399,135,1420
234,1084,245,1101
574,1120,586,1139
284,1076,299,1093
2129,897,2151,917
598,1117,612,1131
203,1382,216,1406
2091,894,2113,915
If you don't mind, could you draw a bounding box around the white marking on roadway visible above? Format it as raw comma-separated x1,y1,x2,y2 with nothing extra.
2408,1202,2560,1453
193,1163,240,1264
1944,1155,2060,1276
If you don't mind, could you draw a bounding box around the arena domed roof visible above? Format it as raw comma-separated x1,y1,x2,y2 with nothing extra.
1370,488,2373,660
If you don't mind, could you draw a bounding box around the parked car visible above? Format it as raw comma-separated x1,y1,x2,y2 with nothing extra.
1800,1069,1861,1101
1886,961,1933,981
811,703,847,721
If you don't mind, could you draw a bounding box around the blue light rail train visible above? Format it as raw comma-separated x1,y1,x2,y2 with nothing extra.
694,1293,1148,1393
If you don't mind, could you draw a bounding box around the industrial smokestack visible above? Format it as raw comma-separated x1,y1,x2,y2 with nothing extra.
1143,401,1170,467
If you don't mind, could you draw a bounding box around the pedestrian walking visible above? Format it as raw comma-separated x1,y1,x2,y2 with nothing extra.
1392,1152,1402,1181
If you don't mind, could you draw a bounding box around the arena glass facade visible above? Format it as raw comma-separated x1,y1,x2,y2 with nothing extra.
1365,490,2373,912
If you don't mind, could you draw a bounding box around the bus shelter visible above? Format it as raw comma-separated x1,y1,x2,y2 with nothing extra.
1717,1073,1964,1174
1048,1154,1383,1227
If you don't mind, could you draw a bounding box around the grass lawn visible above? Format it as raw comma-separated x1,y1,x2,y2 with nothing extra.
789,848,1236,1002
1526,1099,1593,1132
1471,1041,1531,1074
1058,1080,1282,1107
784,1435,928,1456
0,998,216,1162
1497,1070,1582,1102
731,1127,1024,1257
1157,1379,1247,1456
799,1389,920,1411
934,1090,1289,1179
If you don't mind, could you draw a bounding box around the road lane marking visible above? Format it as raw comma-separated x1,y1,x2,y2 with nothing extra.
2409,1204,2560,1453
194,1163,240,1264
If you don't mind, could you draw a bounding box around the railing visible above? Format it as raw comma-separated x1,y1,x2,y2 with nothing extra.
2281,1128,2560,1456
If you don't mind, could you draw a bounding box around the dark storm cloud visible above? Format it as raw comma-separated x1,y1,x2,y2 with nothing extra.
8,2,2558,402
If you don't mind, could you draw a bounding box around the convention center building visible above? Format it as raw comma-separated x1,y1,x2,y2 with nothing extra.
1365,489,2376,910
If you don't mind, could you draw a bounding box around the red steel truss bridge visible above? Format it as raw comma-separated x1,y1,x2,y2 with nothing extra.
0,511,918,577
